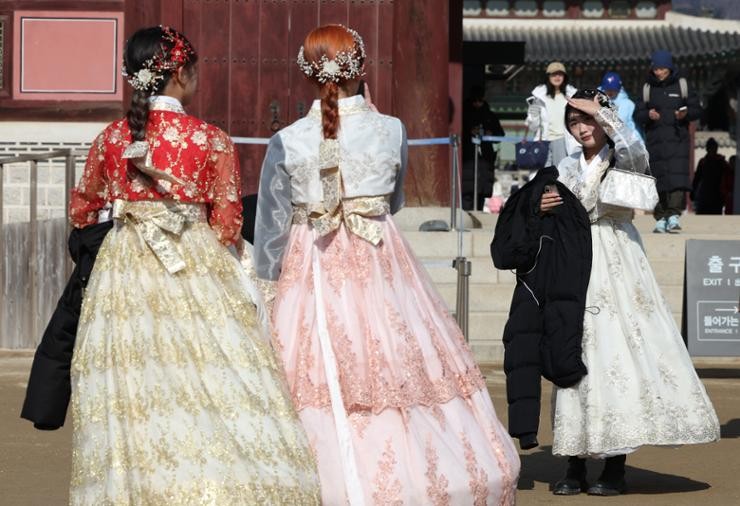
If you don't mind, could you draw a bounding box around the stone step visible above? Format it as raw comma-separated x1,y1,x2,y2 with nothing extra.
465,310,683,364
469,212,740,237
422,256,685,286
437,281,684,313
393,206,476,231
404,228,734,260
399,209,740,237
398,209,734,365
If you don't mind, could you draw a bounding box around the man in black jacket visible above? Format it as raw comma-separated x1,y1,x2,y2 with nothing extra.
634,50,701,233
491,166,591,450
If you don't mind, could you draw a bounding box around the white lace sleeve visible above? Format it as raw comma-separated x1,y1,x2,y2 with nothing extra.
253,134,292,281
596,107,650,175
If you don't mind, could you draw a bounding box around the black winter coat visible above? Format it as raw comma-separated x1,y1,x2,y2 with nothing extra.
21,221,113,429
634,71,701,192
491,166,591,441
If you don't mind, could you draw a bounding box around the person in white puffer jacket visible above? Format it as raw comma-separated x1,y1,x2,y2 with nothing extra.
525,61,579,166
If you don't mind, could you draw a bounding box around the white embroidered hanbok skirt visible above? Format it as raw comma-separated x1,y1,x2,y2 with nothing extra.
69,202,320,505
552,217,720,457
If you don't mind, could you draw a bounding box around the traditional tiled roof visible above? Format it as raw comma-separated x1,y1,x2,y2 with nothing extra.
463,21,740,65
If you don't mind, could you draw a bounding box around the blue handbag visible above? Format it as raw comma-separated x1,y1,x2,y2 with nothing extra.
514,140,550,168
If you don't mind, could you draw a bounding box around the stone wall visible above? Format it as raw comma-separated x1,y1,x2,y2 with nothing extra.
0,122,106,224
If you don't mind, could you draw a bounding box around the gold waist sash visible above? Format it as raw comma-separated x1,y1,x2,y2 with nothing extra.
112,200,207,274
292,194,390,246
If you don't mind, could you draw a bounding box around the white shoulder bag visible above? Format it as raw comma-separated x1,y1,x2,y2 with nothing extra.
598,167,659,211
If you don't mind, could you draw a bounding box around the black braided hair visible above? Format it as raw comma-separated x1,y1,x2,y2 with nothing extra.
122,26,197,142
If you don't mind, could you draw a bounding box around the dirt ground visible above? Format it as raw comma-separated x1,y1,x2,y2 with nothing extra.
1,351,739,505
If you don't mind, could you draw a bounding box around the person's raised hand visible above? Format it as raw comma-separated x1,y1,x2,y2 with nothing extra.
566,95,601,117
649,108,661,121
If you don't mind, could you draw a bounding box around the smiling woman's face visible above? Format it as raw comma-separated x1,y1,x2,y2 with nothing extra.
567,111,607,150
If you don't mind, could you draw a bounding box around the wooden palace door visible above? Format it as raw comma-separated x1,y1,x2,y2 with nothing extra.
126,0,451,204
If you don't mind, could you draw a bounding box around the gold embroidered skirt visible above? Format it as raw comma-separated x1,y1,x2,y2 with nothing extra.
69,204,320,505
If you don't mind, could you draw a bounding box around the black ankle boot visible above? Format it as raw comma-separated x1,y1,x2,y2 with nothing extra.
553,456,588,495
518,433,539,450
587,455,627,496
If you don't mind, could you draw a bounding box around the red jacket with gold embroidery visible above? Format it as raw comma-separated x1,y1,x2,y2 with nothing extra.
70,109,242,245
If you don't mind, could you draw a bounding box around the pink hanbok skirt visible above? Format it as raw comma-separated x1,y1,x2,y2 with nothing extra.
271,215,520,505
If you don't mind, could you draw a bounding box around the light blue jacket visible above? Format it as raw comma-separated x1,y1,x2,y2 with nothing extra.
606,88,643,141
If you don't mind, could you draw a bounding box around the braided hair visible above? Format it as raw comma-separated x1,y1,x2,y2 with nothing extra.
299,25,365,140
122,26,198,142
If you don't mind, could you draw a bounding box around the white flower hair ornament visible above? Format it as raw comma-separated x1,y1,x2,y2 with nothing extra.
122,64,166,93
122,26,197,94
296,26,366,84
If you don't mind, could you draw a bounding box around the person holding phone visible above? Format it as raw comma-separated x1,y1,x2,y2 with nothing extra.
543,89,719,497
635,50,701,233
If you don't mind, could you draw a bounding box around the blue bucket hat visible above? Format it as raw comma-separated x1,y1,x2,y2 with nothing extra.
651,50,674,70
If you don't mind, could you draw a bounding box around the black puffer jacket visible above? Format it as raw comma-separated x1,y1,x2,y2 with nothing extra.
634,71,701,192
491,166,591,443
21,221,113,429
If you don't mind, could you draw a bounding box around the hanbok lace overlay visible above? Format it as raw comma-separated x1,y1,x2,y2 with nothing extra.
552,107,720,457
69,98,320,504
255,95,520,505
70,96,243,245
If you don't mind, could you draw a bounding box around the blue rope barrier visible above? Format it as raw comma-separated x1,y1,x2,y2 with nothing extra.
231,136,453,146
407,137,452,146
472,135,522,144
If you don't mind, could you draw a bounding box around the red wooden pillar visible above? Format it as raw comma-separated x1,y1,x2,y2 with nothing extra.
449,0,463,191
392,0,451,206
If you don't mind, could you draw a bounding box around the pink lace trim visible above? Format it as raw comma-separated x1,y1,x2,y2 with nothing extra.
372,439,403,505
425,436,451,506
462,433,490,506
288,304,486,414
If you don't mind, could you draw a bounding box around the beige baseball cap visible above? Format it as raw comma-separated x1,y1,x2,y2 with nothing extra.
546,61,566,74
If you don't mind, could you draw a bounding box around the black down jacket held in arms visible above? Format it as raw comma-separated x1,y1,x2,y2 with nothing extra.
490,166,592,447
21,221,113,430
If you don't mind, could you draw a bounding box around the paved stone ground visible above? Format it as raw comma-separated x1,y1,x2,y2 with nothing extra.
1,352,739,505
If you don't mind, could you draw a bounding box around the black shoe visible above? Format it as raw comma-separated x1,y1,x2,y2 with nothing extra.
519,433,539,450
588,455,626,496
553,457,587,495
587,478,626,496
553,477,588,495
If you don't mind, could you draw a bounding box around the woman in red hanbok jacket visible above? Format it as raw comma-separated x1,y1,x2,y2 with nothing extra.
66,26,319,505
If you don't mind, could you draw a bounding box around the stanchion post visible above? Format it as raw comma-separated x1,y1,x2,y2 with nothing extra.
450,134,459,231
64,151,76,278
453,256,471,341
29,160,39,346
0,162,4,340
473,140,479,212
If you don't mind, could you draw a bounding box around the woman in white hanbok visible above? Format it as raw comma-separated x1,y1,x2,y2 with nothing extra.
540,90,720,496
